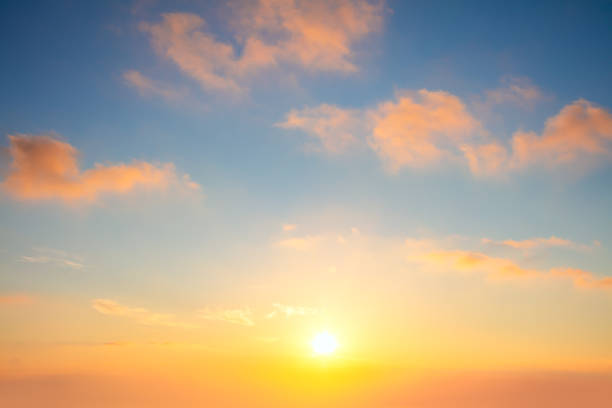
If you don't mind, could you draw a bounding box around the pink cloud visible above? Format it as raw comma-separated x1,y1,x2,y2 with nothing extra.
1,134,199,203
138,1,384,95
368,90,480,170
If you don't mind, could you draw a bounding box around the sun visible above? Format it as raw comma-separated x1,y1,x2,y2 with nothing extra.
311,331,338,356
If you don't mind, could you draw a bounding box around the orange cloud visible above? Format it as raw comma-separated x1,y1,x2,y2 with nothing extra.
0,294,34,305
511,99,612,168
466,99,612,176
276,104,361,152
279,89,480,162
481,236,579,250
405,238,612,290
549,268,612,289
1,134,199,203
139,1,384,94
368,90,480,170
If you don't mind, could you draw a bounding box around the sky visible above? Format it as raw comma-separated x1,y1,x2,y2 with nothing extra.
1,0,612,406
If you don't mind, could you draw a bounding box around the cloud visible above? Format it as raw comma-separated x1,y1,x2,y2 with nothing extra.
123,70,185,101
266,303,318,319
0,294,35,305
20,247,85,270
481,236,591,251
282,224,297,231
276,235,322,251
466,99,612,176
92,299,197,328
405,238,612,290
138,1,384,95
276,104,361,153
368,90,481,170
549,268,612,290
198,307,254,326
511,99,612,169
281,90,612,177
1,134,199,203
279,89,481,168
482,76,544,109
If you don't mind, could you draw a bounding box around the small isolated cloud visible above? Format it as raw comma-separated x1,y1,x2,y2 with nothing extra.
266,303,318,319
405,238,612,290
198,307,254,326
123,70,185,101
1,133,199,203
137,1,384,96
276,235,322,251
282,223,297,232
92,299,196,328
276,104,362,153
482,76,544,109
0,294,35,305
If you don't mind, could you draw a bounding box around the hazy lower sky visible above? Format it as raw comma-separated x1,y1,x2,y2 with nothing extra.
1,1,612,406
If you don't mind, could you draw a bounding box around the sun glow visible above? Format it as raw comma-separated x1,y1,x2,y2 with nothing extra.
311,331,338,356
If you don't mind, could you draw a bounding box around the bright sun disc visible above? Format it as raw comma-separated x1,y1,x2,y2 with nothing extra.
311,331,338,356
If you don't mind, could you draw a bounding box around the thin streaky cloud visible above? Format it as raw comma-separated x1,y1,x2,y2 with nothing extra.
92,299,197,329
198,307,255,327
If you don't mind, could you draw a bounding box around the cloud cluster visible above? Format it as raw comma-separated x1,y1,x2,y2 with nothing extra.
1,134,199,203
279,90,612,176
137,0,384,95
20,247,85,270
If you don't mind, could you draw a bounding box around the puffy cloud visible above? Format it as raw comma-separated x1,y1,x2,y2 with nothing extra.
368,90,480,170
466,100,612,176
276,104,361,152
1,134,199,203
138,1,384,94
266,303,318,319
92,299,197,328
279,89,480,162
511,99,612,168
198,307,255,326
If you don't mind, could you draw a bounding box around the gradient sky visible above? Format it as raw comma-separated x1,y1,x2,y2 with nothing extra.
1,1,612,407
